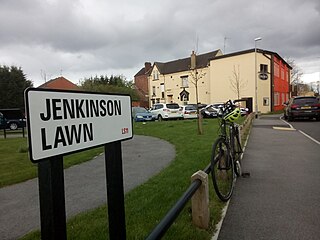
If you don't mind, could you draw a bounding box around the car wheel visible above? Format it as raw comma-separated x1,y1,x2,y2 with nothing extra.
288,115,294,122
158,115,163,121
9,122,18,130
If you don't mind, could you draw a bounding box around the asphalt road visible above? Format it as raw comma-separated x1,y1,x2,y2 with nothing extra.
217,114,320,240
285,118,320,142
0,135,175,240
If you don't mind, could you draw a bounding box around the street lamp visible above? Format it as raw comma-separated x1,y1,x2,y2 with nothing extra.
254,37,262,118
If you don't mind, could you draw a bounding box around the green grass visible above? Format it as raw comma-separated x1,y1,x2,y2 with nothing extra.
16,116,249,239
0,138,103,187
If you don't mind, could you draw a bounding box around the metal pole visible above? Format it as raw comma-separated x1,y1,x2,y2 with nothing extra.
38,156,67,240
105,141,126,240
255,42,258,118
254,37,262,118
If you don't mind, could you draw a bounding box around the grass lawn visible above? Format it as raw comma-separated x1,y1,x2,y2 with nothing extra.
0,137,103,187
16,116,248,239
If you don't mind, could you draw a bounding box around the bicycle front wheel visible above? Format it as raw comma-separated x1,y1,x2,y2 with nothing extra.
211,138,235,202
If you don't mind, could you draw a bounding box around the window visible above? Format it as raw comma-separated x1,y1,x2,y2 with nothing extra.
281,68,284,80
152,86,156,96
153,71,159,80
263,97,269,106
274,92,279,106
181,76,189,88
281,93,285,104
160,83,165,99
260,64,268,73
274,62,279,77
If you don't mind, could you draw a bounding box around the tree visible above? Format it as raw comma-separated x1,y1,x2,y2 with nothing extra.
80,74,139,101
0,65,33,110
285,58,304,95
229,65,248,100
189,51,206,135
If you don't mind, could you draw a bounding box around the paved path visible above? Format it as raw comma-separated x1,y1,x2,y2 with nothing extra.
0,135,175,240
217,115,320,240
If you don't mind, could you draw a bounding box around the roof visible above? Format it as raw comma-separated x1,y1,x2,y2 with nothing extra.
38,76,80,90
134,63,153,77
211,48,292,69
154,50,221,74
134,67,146,77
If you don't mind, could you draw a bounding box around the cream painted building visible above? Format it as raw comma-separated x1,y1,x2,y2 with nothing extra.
149,50,222,106
147,49,291,113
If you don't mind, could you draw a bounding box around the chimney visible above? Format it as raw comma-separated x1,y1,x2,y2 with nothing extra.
144,62,152,74
190,51,196,70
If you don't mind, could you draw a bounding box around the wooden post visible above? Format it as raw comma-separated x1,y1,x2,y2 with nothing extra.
191,170,209,229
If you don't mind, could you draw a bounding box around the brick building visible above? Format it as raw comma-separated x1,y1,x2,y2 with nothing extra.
133,62,152,108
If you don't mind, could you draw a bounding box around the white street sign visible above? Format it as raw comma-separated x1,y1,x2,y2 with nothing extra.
25,88,132,162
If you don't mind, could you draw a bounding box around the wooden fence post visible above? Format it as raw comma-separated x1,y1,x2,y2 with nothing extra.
191,170,209,229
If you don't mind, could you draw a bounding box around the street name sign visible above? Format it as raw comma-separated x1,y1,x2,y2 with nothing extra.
25,88,132,162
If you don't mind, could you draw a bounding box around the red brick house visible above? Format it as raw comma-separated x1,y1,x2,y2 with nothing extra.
38,76,80,90
133,62,152,108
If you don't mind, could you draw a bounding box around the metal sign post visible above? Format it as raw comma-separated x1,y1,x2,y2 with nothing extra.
24,88,132,239
38,156,67,240
105,141,126,239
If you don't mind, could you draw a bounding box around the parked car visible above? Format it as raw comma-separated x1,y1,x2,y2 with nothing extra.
283,96,320,121
0,108,26,130
150,103,183,121
132,107,154,122
180,105,198,119
0,112,6,129
200,105,219,118
239,107,249,116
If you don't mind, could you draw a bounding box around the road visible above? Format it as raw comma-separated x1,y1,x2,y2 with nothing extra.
0,135,175,240
285,118,320,142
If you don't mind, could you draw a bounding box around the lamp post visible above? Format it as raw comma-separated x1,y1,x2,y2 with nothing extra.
254,37,262,118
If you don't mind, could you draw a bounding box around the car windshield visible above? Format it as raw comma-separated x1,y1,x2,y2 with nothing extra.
166,104,180,109
206,107,217,112
293,98,318,105
185,105,196,110
134,107,148,113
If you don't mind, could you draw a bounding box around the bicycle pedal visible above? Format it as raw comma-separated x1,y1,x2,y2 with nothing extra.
241,172,250,178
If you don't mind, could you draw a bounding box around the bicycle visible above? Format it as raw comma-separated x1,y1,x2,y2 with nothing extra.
211,100,243,202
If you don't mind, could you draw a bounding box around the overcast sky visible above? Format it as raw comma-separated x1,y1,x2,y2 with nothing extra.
1,0,319,87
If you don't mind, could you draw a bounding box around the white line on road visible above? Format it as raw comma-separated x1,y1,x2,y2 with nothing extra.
280,116,320,145
298,130,320,145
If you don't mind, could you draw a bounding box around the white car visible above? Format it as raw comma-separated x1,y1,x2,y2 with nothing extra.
181,105,198,119
150,103,183,121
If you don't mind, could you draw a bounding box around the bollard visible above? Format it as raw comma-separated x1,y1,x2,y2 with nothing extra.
191,170,209,229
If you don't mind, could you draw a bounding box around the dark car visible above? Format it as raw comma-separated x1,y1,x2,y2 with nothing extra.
132,107,154,122
0,108,26,130
283,96,320,121
200,105,219,118
0,112,6,129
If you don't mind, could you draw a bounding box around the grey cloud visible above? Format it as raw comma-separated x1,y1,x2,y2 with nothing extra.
0,0,319,86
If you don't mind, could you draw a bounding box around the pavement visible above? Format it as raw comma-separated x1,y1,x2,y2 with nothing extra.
0,135,175,240
216,114,320,240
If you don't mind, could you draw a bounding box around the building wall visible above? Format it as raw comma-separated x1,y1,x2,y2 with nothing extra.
210,52,272,113
147,50,290,113
273,55,290,111
149,66,211,106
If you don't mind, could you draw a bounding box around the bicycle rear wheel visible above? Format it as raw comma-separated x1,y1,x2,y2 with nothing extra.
211,137,235,202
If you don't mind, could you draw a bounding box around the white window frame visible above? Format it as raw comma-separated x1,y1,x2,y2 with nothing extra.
181,76,189,88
